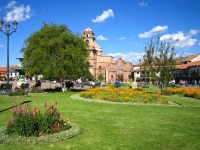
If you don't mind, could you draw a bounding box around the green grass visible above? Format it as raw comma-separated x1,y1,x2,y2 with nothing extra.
0,91,200,150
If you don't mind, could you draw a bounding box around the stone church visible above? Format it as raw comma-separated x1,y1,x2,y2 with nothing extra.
82,27,133,83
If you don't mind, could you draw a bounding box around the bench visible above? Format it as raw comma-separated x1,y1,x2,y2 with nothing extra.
0,83,13,93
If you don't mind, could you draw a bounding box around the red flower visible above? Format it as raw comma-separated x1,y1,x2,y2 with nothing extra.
12,101,16,106
48,105,54,111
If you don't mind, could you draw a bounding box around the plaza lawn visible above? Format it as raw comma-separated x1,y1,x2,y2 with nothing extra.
0,90,200,150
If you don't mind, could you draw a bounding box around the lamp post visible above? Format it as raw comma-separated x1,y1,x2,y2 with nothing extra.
143,54,147,85
0,19,18,88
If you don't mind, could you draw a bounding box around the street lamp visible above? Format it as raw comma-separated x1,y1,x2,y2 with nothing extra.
139,59,141,86
0,19,18,88
143,54,147,85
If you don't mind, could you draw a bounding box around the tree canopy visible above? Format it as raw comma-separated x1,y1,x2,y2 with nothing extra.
21,23,90,80
143,36,177,92
98,74,104,82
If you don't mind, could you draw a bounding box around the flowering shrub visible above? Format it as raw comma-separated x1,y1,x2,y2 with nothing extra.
5,97,71,137
29,86,44,93
162,87,200,99
79,88,168,104
7,88,28,96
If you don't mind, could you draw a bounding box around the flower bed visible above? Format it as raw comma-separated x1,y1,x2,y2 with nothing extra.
162,87,200,99
0,123,80,145
0,96,80,145
79,88,168,104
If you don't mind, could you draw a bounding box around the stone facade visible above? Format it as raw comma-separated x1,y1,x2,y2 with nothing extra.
82,27,133,83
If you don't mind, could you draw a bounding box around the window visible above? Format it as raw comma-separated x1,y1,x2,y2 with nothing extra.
111,75,113,78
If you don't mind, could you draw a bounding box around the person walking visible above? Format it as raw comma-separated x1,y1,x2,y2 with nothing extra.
192,79,195,86
199,80,200,88
185,80,188,87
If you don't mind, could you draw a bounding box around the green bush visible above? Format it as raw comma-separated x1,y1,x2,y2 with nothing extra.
7,88,27,96
5,97,71,137
29,86,44,93
167,83,177,88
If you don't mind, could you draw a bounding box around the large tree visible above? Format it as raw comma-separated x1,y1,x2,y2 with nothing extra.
21,23,90,80
143,36,177,93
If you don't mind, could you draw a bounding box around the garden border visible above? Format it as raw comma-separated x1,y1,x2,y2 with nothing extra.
70,94,180,106
0,123,81,145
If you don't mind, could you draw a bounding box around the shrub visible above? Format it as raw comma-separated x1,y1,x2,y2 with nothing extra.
5,97,71,137
55,86,62,92
167,83,177,88
7,88,28,96
29,86,44,93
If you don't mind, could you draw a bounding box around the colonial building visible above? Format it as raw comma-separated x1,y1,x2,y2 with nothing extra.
132,54,200,84
175,54,200,83
0,65,20,81
82,27,133,83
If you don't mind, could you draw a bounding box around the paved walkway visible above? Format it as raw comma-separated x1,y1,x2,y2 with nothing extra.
0,80,91,92
1,81,199,93
178,84,200,88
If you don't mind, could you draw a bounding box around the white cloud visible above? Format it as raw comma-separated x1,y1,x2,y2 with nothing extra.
119,37,127,40
1,1,33,22
97,35,108,40
189,29,199,36
198,42,200,46
92,9,114,23
6,1,17,8
4,5,32,22
160,31,198,49
139,2,148,7
139,26,168,38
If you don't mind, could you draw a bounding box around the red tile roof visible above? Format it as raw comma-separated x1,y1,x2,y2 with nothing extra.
176,60,200,70
0,67,7,71
0,65,19,71
180,54,199,63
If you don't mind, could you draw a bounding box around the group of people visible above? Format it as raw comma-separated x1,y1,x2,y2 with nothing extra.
179,79,200,87
35,80,42,87
191,79,200,87
61,80,74,90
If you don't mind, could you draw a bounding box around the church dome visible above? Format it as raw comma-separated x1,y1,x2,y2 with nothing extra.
88,41,102,50
94,43,102,50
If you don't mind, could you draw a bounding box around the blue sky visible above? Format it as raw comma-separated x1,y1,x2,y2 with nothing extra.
0,0,200,66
